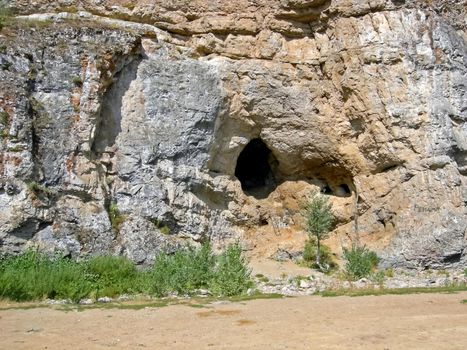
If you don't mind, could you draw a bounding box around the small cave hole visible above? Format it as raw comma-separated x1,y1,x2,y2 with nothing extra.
336,184,351,197
442,252,462,264
235,138,277,199
322,185,332,194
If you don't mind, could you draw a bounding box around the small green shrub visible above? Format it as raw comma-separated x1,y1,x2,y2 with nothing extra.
150,218,170,235
209,242,253,297
27,181,55,196
255,274,269,283
343,244,379,280
302,237,336,271
108,202,126,231
370,270,386,284
71,76,83,87
0,111,9,126
293,275,309,287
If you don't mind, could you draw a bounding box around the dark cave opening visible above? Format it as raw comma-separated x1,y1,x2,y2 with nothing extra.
235,138,277,198
337,184,351,197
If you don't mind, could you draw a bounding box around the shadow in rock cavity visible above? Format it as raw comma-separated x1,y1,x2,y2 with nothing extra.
92,58,142,153
235,138,278,199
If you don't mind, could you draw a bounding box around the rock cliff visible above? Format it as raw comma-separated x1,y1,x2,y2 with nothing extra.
0,0,466,268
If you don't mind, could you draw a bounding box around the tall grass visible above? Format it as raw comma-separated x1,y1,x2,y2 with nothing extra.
0,243,253,302
0,251,93,302
145,242,216,297
86,255,138,298
0,5,11,30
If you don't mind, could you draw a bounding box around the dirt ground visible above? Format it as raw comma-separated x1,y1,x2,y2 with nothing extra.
1,292,466,350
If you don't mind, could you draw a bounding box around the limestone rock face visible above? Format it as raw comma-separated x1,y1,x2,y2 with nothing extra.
0,0,466,268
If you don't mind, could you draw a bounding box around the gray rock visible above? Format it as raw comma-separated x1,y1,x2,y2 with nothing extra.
97,297,112,303
0,1,466,270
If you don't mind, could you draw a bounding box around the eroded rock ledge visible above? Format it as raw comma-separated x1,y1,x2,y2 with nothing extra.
0,0,466,269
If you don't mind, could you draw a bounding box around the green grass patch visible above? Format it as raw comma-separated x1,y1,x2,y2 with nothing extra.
0,251,93,302
0,5,12,31
226,292,284,302
319,284,467,297
255,274,269,283
0,292,284,312
107,202,126,232
0,303,51,311
184,291,284,305
27,181,55,197
0,243,253,303
73,300,170,312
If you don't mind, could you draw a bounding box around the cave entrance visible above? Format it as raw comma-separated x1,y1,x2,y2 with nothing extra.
235,138,277,199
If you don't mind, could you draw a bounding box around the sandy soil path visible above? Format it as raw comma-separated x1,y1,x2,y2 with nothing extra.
1,292,467,350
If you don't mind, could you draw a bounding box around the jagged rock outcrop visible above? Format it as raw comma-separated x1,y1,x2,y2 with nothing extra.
0,0,466,268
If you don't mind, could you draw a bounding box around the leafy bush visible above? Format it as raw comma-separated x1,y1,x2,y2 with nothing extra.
343,244,379,280
302,238,336,271
209,243,253,296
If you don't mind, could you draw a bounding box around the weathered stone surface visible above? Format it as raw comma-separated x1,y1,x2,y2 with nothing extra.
0,0,466,268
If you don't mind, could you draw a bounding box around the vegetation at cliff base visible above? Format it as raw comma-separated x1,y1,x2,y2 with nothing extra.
301,238,336,271
0,243,253,302
302,191,333,271
343,244,379,280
